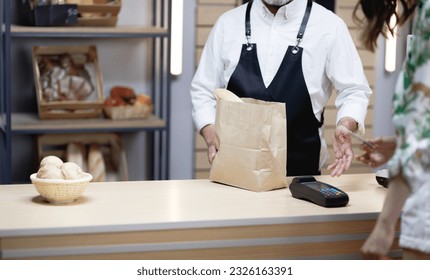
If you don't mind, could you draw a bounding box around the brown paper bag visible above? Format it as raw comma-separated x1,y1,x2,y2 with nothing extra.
209,97,288,192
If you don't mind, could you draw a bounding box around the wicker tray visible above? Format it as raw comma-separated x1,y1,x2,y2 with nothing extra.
104,104,153,120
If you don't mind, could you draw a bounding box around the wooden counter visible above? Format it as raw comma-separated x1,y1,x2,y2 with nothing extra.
0,174,400,260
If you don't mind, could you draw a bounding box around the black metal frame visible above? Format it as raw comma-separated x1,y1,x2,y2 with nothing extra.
1,0,12,183
0,1,3,183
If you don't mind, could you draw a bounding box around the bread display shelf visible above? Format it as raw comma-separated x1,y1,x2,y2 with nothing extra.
1,0,171,184
32,45,104,119
37,133,128,181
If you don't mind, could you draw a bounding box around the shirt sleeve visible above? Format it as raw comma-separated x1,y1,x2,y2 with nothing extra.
388,2,430,180
325,18,372,135
190,18,226,132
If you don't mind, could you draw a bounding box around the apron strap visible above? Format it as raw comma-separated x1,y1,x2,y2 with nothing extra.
297,0,313,41
245,0,254,50
292,0,313,54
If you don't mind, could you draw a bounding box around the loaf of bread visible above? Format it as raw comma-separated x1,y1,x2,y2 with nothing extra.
37,155,65,179
61,162,85,180
110,86,136,105
104,96,127,107
88,144,106,182
40,155,64,169
37,164,65,179
66,142,87,172
36,155,87,180
135,94,152,106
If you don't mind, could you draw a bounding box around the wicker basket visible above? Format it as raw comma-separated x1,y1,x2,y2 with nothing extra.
30,173,93,204
104,104,153,120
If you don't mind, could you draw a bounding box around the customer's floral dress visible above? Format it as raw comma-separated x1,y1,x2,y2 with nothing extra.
388,0,430,253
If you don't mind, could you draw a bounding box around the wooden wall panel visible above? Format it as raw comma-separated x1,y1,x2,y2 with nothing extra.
196,27,212,47
337,0,360,7
196,6,235,26
199,0,239,4
193,1,375,178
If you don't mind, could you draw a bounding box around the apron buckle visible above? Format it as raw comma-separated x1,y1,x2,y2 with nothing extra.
246,35,253,51
292,38,302,55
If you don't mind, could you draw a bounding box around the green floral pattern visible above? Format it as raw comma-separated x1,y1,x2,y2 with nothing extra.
389,0,430,179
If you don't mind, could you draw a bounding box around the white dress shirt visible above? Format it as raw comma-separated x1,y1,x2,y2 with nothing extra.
190,0,372,168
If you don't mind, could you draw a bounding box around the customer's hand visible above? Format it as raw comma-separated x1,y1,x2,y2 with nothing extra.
355,137,396,168
361,174,408,260
360,217,395,260
201,124,218,164
327,124,354,177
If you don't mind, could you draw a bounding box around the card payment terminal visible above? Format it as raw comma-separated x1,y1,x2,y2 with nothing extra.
289,176,349,207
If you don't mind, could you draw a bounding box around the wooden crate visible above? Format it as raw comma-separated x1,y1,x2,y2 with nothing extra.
77,0,122,27
37,133,128,181
32,45,104,119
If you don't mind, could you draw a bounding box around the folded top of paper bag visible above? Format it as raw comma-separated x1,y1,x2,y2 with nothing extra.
213,88,243,103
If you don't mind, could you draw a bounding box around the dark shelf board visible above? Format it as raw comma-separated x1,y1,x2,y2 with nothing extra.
11,113,166,134
9,25,169,39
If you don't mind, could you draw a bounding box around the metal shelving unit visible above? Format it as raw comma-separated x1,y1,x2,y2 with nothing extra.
0,0,171,183
0,4,3,182
1,0,12,184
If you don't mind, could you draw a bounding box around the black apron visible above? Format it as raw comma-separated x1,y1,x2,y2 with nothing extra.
227,0,323,176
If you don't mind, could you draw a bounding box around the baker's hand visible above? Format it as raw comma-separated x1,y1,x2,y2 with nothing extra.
327,124,354,176
201,124,218,164
355,137,396,168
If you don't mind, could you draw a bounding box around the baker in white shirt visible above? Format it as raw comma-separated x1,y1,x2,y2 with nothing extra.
190,0,372,177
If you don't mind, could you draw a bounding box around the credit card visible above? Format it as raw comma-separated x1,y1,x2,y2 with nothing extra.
348,131,375,150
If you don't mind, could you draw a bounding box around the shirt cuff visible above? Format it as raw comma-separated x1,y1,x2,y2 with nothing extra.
193,106,216,133
336,102,367,135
